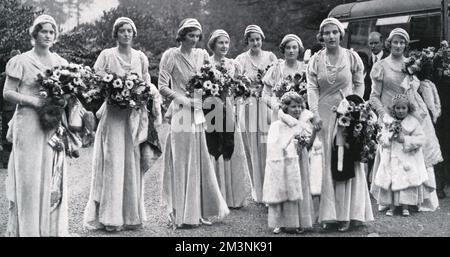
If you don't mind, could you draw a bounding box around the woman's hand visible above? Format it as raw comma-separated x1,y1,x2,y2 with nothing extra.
312,116,323,131
396,133,405,143
31,96,46,109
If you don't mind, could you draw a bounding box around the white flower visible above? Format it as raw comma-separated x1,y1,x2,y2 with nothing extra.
129,74,138,81
122,89,131,97
113,79,123,89
50,74,60,81
203,81,213,90
125,80,134,89
115,94,124,102
103,74,114,83
72,72,81,78
73,78,83,86
136,86,147,94
39,91,48,98
211,83,219,91
211,88,220,96
59,69,70,76
129,100,136,108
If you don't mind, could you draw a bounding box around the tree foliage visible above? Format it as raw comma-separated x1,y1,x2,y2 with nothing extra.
22,0,95,26
0,0,42,72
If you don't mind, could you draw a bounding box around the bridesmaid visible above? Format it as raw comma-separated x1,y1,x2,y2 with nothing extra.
207,29,252,209
306,18,374,232
262,34,307,119
159,18,229,228
235,25,277,204
83,17,161,232
369,28,443,212
3,15,69,236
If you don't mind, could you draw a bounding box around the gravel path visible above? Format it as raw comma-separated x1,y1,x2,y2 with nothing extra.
1,124,449,237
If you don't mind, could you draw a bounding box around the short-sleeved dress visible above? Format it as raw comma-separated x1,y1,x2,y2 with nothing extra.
159,47,229,226
84,47,153,229
5,50,69,236
369,58,442,211
208,57,252,208
262,59,306,120
306,48,374,224
235,50,277,203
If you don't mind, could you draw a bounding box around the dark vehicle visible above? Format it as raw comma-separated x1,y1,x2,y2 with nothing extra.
329,0,449,55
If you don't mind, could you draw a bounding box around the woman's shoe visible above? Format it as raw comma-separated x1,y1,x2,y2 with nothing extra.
105,226,121,232
402,209,410,217
273,227,282,234
385,209,394,216
321,223,332,231
295,228,305,234
338,222,350,232
200,218,213,226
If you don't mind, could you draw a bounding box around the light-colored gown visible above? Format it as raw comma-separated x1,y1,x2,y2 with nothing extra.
262,59,324,196
262,59,306,120
209,57,252,208
306,48,374,224
235,50,277,203
159,47,229,226
84,48,151,229
263,110,314,229
369,58,443,211
5,51,69,236
372,115,429,206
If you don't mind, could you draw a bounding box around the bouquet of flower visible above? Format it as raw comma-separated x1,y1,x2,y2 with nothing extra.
403,47,435,80
248,64,273,98
295,131,310,148
273,72,307,99
387,119,403,141
37,63,99,131
186,60,228,101
97,72,153,109
228,75,252,99
213,63,251,100
333,94,379,164
434,40,450,77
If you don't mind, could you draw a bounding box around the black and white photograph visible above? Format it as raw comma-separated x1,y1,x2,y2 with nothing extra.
0,0,449,241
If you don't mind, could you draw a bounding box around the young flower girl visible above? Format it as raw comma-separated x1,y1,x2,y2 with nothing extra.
372,94,429,217
263,92,316,234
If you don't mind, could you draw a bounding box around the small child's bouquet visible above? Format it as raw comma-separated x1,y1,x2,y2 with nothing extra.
387,119,403,141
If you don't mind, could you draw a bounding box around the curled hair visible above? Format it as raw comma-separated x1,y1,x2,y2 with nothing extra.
112,21,137,39
208,36,229,52
279,40,304,55
176,27,203,42
385,35,409,53
281,92,305,114
30,22,58,44
317,27,344,43
388,96,416,117
244,32,264,46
